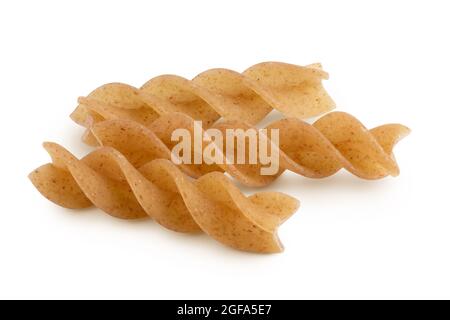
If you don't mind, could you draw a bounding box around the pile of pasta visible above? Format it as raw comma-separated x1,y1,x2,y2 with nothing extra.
29,61,409,253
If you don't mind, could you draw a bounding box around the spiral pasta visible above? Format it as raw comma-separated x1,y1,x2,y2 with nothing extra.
71,61,335,145
28,142,299,253
85,111,410,186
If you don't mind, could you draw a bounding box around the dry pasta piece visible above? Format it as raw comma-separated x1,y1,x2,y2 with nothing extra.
71,61,335,141
87,111,410,187
28,143,299,253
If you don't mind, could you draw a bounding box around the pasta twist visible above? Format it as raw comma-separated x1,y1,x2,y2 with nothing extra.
84,111,410,186
28,143,299,253
71,61,335,144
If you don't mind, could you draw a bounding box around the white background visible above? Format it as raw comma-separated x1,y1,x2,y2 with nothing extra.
1,0,449,299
